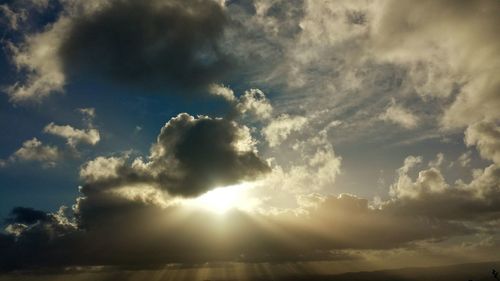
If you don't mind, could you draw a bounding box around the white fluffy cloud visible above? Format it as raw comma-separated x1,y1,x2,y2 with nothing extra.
44,123,100,148
208,83,236,101
79,156,125,183
9,137,60,167
236,88,273,120
263,114,308,147
371,0,500,129
379,100,419,129
5,17,69,102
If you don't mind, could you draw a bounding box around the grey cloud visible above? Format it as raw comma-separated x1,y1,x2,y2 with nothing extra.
379,99,419,129
225,0,256,15
3,147,498,271
0,4,26,30
150,113,270,196
374,0,500,128
81,113,270,197
0,0,50,31
0,190,472,272
4,207,48,225
387,155,500,221
4,0,233,102
58,0,232,92
2,0,500,273
465,120,500,164
225,0,498,146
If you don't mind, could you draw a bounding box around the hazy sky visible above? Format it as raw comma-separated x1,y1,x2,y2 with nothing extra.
0,0,499,276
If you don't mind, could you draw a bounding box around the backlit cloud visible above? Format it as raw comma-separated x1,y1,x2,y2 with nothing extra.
0,0,499,277
81,113,270,197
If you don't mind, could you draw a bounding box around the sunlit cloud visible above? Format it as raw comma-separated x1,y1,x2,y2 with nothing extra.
0,0,499,278
184,182,262,214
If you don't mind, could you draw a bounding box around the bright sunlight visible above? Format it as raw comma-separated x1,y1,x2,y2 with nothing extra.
185,182,258,214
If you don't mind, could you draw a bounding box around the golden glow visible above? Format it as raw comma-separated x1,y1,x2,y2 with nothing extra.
185,182,258,214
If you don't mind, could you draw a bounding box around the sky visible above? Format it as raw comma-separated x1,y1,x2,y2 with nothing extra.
0,0,499,278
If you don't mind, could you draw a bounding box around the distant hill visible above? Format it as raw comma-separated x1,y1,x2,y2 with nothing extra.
0,261,499,281
265,261,500,281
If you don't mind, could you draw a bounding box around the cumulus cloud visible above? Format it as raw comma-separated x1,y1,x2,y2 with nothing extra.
379,100,419,129
257,129,342,201
7,138,60,167
465,120,500,164
391,164,448,199
236,88,273,120
4,0,232,102
221,0,499,146
0,188,474,272
1,0,500,273
263,114,308,147
372,0,500,128
2,142,500,271
388,155,500,221
208,85,276,122
208,83,236,101
79,156,126,183
59,0,231,92
81,113,270,197
4,17,68,102
1,108,100,168
44,123,100,148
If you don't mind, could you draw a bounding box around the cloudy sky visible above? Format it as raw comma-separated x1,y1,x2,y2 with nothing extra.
0,0,499,279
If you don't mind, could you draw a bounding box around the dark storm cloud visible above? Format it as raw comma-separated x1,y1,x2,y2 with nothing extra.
80,113,270,197
4,207,48,224
58,0,233,92
225,0,256,15
0,112,270,271
3,148,500,272
0,191,473,272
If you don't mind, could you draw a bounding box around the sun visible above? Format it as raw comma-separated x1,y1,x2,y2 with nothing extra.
185,182,257,214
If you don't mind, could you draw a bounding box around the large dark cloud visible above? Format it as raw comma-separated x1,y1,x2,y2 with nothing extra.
152,113,270,195
4,207,48,225
2,120,500,273
0,191,472,272
59,0,233,92
3,146,500,272
80,113,270,197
